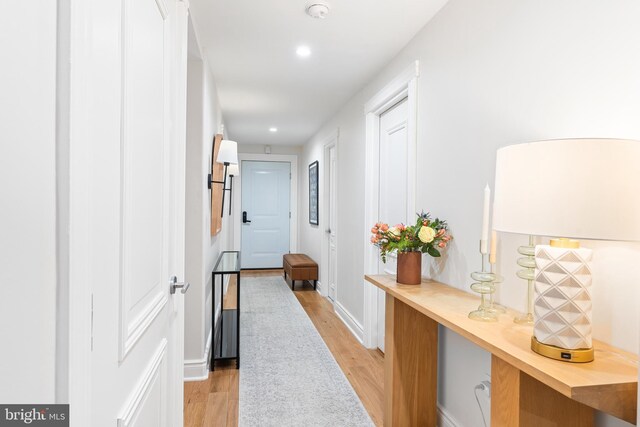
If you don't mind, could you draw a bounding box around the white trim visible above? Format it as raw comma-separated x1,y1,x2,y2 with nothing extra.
233,153,299,255
321,130,339,299
363,60,419,349
117,339,168,427
183,328,213,381
170,5,189,426
67,0,93,423
122,293,168,360
334,302,364,344
437,405,460,427
364,60,420,113
154,0,169,19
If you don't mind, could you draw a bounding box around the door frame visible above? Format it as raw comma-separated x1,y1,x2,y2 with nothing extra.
233,153,299,255
320,130,339,299
362,61,419,349
65,1,190,425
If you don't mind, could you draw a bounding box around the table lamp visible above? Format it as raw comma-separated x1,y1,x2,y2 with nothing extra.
493,138,640,362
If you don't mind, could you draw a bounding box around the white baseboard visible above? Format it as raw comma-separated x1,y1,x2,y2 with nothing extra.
438,405,460,427
334,301,364,344
184,328,213,382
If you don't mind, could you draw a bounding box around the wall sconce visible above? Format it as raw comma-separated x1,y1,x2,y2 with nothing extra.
225,164,239,216
208,139,238,217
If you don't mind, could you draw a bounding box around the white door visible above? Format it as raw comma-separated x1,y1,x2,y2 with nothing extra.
377,98,409,352
327,146,338,301
71,1,187,425
241,161,291,268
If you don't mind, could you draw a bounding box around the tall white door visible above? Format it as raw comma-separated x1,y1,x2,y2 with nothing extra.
377,98,409,352
241,161,291,268
70,1,187,425
327,146,338,301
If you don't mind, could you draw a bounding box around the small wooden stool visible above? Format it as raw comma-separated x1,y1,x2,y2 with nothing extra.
283,254,318,291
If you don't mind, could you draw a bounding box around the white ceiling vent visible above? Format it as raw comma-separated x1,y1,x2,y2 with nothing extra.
306,3,330,19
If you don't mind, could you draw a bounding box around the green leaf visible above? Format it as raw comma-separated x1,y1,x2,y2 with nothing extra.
427,246,441,257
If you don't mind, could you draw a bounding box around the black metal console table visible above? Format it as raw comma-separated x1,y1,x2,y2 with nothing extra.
211,251,241,370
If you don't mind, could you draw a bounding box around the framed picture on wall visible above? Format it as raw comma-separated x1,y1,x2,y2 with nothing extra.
309,160,319,225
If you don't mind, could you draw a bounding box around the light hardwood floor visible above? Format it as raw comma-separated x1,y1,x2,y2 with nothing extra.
184,269,384,427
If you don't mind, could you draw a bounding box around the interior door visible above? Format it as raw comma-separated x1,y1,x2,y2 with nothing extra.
328,146,337,301
241,161,291,268
86,1,186,425
377,98,409,352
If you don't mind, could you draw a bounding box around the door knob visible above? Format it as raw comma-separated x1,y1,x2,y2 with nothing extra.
243,211,252,224
169,276,190,294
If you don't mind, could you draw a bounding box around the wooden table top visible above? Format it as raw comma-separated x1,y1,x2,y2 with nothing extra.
365,274,638,423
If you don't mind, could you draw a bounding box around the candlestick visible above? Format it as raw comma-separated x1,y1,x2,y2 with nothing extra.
514,235,535,325
480,184,490,254
469,240,498,322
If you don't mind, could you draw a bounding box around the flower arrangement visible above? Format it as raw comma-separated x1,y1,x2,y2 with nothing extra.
371,212,452,263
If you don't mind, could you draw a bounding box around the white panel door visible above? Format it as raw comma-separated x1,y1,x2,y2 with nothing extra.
377,98,409,352
328,146,338,301
241,161,291,268
82,0,186,426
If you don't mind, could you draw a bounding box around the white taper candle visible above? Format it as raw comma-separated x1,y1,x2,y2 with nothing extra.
480,184,490,254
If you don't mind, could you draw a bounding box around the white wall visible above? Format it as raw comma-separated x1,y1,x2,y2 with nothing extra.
0,2,58,402
299,1,640,426
184,22,234,379
238,143,302,156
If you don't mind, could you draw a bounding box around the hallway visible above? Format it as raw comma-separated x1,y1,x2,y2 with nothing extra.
5,1,640,426
183,270,384,427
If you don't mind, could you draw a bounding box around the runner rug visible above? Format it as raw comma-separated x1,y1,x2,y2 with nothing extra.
238,275,373,427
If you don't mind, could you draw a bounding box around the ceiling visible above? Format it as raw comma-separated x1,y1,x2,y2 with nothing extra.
189,0,449,145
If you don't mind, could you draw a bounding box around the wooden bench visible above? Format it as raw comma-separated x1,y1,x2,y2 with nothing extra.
283,254,318,291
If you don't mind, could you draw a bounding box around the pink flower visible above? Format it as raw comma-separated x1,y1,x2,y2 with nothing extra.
436,229,445,237
380,224,389,232
371,227,378,234
371,236,379,243
438,242,446,248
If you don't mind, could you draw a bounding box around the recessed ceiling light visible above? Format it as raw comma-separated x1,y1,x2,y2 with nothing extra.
269,127,278,132
296,46,311,58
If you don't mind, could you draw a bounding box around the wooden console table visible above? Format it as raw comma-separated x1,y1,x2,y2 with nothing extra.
365,274,638,426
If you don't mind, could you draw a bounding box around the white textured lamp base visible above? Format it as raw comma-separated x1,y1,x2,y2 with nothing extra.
533,243,593,358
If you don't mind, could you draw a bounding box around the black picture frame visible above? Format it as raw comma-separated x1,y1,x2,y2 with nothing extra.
309,161,319,225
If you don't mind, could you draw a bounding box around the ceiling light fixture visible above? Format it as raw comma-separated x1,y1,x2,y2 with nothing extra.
269,127,278,132
296,46,311,58
306,2,330,19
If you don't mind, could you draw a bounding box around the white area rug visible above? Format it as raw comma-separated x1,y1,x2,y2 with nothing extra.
238,276,374,427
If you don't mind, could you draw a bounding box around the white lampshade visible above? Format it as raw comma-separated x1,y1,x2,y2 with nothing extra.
227,164,240,177
493,138,640,242
217,139,238,165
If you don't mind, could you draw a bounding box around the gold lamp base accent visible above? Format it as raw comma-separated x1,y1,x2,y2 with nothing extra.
531,336,594,363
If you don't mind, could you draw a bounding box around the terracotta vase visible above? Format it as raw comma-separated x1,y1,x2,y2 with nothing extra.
396,251,422,285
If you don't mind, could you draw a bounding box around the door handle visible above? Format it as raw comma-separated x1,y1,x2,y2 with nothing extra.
326,229,331,234
169,276,190,294
243,211,252,224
